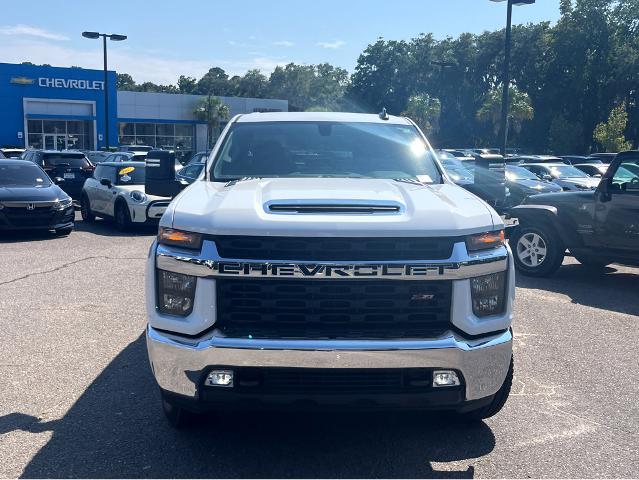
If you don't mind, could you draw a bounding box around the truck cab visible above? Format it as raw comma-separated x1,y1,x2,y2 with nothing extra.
144,112,516,427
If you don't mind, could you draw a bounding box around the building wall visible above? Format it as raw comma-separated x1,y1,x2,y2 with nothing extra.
0,62,289,152
0,62,118,149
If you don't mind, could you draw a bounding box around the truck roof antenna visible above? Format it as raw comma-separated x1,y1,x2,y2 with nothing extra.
379,107,389,120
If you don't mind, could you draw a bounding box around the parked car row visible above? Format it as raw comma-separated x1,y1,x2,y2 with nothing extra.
1,146,175,234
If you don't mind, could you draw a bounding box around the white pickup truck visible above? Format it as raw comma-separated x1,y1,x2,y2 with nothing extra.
144,112,515,427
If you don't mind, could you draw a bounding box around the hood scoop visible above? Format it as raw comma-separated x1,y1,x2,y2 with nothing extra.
266,201,402,215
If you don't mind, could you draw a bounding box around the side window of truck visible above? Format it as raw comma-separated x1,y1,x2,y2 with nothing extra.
613,160,639,192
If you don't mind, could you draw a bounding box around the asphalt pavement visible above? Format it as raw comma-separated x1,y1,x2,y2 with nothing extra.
0,213,637,478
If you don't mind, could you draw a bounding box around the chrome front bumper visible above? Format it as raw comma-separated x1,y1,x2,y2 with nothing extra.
146,326,512,402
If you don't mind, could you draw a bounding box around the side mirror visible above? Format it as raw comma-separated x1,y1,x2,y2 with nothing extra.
593,173,602,178
145,150,187,198
597,177,612,201
100,178,112,187
542,174,553,181
53,177,65,185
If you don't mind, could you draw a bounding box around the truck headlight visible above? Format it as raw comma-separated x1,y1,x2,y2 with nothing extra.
157,270,196,316
158,227,203,249
466,230,505,252
470,271,506,317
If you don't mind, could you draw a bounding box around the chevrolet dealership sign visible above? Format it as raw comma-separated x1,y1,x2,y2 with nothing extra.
10,76,104,90
38,77,104,90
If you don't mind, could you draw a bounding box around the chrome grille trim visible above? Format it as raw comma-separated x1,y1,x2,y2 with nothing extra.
156,241,508,281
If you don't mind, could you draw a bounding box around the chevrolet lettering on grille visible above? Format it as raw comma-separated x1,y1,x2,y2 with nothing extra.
195,261,458,278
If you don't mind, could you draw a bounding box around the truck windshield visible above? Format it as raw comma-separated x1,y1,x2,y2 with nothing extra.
211,121,442,182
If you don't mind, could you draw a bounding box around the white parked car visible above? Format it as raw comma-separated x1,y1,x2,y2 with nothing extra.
80,161,171,230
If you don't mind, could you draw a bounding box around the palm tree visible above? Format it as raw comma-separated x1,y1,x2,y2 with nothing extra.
193,95,230,148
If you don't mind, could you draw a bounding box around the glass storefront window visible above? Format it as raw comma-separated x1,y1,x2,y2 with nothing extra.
119,122,134,136
27,119,94,150
44,120,66,134
156,124,174,136
175,124,193,137
117,122,195,151
28,120,43,133
135,123,155,136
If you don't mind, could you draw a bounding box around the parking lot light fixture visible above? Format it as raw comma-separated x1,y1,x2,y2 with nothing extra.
81,31,128,150
489,0,535,156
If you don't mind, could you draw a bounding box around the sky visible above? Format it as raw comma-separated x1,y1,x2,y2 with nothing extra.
0,0,561,85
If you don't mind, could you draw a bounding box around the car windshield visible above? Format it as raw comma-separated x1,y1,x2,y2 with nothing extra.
546,165,589,178
42,154,91,168
0,164,51,187
115,165,145,185
506,166,539,181
212,121,442,182
441,158,474,179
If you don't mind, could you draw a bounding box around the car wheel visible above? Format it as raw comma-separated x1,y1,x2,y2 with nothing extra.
459,355,514,422
54,227,73,236
573,253,611,271
511,225,564,277
115,201,132,231
80,194,95,222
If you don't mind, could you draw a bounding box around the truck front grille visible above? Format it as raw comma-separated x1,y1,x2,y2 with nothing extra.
215,279,452,339
212,236,458,261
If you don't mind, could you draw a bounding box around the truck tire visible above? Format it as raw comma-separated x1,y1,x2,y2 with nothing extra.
114,201,132,231
80,194,95,222
160,393,198,429
511,225,564,277
573,253,611,271
460,355,514,422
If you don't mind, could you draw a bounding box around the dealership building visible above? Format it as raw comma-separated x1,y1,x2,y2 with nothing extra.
0,62,288,154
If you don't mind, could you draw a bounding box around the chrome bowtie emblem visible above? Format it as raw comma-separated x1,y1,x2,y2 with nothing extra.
26,203,36,211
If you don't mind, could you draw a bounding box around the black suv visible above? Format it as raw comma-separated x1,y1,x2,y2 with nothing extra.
509,151,639,276
21,150,94,198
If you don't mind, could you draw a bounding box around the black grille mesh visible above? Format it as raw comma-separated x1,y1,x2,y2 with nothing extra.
211,236,458,261
215,279,452,339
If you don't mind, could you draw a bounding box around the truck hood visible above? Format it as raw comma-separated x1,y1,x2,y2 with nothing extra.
166,178,500,237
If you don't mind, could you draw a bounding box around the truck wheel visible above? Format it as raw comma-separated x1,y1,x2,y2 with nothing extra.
573,253,611,271
161,394,196,429
80,194,95,222
115,201,132,231
460,355,514,422
511,225,564,277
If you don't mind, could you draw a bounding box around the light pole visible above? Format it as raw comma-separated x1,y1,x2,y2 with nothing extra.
489,0,534,156
82,31,127,150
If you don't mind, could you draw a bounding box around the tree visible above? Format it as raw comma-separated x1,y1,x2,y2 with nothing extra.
117,73,137,91
193,96,230,148
235,69,268,98
477,87,534,141
593,102,632,152
402,94,441,138
548,114,584,154
177,75,197,94
195,67,233,96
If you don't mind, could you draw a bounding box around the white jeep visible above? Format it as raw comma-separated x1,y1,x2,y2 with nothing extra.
144,112,515,427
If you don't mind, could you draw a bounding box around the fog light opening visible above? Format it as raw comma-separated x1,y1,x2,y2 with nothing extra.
433,370,460,387
205,370,234,388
